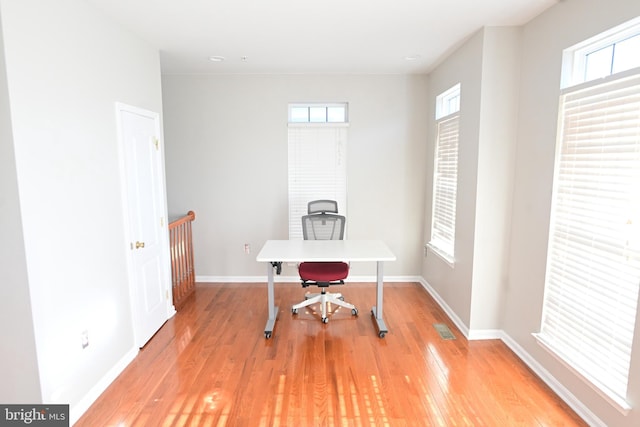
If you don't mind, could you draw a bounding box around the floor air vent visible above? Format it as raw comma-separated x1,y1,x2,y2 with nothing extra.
433,323,456,340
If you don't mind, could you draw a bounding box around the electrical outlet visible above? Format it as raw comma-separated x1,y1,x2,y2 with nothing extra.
244,243,250,254
81,330,89,349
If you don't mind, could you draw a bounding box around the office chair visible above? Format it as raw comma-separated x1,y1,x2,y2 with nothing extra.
291,200,358,323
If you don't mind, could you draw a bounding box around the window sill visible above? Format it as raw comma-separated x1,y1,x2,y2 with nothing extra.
533,333,632,415
426,243,455,267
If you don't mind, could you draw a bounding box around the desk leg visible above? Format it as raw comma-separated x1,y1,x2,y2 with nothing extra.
264,263,278,339
371,261,388,338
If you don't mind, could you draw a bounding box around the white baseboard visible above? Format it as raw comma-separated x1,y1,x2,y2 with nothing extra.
196,275,274,283
70,347,138,425
195,275,422,284
467,328,503,340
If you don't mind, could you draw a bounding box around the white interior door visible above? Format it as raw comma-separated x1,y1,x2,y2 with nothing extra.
117,103,172,348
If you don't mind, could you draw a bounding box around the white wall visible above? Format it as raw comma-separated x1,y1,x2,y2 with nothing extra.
421,27,521,334
0,8,41,403
422,30,484,329
504,0,640,425
162,74,429,279
0,0,164,419
470,27,521,331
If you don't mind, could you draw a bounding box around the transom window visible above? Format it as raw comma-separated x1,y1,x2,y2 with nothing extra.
435,83,460,120
289,103,348,123
562,16,640,88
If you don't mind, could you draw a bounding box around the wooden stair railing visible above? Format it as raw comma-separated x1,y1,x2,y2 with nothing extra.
169,211,196,310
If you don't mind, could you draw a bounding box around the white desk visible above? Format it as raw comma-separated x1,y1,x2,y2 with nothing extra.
256,239,396,338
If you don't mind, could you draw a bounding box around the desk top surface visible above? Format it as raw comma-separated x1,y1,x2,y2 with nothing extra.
256,239,396,262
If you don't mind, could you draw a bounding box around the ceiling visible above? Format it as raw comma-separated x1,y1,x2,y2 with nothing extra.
86,0,558,75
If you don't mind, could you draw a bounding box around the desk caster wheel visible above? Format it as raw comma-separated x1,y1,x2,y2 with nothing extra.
322,317,329,324
351,308,358,316
292,308,298,314
378,331,386,338
265,332,272,339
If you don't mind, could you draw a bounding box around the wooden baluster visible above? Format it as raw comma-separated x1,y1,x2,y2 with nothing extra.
175,227,181,299
180,223,187,299
178,223,185,299
186,217,194,294
168,211,196,310
186,211,195,300
170,227,176,300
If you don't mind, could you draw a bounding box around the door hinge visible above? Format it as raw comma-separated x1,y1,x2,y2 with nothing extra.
166,290,170,300
153,137,159,151
160,217,164,227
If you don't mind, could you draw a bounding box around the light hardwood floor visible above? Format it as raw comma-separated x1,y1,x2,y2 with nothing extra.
76,282,587,426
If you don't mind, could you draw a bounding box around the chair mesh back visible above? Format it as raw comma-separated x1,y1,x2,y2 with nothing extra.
302,213,345,240
307,200,338,214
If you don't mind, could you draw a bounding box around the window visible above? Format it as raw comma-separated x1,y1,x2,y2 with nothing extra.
435,83,460,120
428,84,461,263
562,17,640,88
538,20,640,413
288,104,348,240
289,103,348,124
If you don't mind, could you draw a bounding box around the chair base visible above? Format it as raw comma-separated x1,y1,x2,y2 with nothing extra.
291,289,358,323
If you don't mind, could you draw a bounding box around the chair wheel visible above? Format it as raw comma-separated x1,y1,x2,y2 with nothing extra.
338,296,345,301
378,331,386,338
292,308,298,314
322,317,329,324
265,332,272,339
351,308,358,316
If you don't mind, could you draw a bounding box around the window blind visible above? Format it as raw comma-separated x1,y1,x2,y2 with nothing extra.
429,115,460,261
288,125,347,240
539,72,640,405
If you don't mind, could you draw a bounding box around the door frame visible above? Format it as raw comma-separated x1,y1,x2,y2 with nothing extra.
115,102,175,348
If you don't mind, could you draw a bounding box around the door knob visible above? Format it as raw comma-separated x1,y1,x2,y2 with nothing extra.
136,241,145,249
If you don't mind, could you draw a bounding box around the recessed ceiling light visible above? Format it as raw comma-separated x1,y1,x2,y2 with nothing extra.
404,55,421,61
208,55,225,62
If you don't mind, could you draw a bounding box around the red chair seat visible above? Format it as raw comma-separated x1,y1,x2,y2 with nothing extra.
299,262,349,282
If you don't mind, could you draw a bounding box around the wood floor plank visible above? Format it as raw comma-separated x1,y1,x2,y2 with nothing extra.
75,282,587,426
